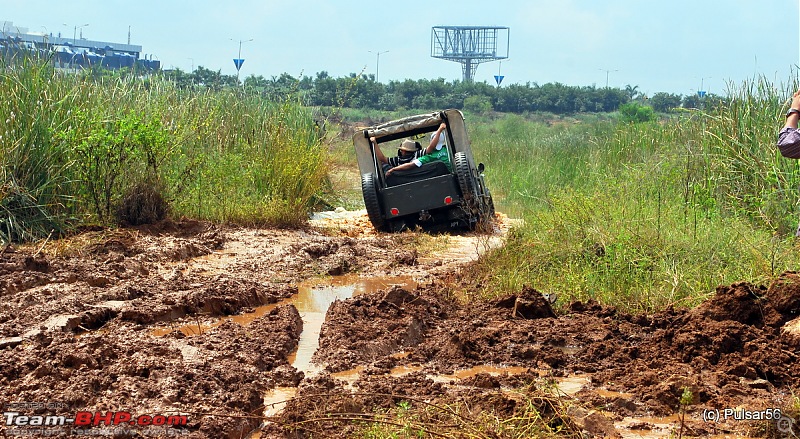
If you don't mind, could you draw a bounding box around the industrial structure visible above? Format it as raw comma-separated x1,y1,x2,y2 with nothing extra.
0,21,159,71
430,26,509,83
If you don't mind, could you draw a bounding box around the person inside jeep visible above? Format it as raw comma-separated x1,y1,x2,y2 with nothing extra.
385,123,450,177
369,137,424,173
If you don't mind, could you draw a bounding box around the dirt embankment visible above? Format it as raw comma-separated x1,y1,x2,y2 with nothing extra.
1,215,799,438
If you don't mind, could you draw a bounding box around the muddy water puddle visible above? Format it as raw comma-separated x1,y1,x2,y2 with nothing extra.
286,274,418,376
615,415,680,439
150,273,416,337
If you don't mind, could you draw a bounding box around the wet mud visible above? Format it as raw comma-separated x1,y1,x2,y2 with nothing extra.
290,280,800,438
1,214,799,438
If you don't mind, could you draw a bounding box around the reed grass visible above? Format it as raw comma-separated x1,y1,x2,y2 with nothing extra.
467,76,800,312
0,57,328,244
0,56,77,243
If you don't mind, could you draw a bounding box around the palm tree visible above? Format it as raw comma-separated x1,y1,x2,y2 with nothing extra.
624,84,640,100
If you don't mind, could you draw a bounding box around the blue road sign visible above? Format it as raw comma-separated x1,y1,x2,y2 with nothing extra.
494,75,504,85
697,90,706,98
233,59,245,71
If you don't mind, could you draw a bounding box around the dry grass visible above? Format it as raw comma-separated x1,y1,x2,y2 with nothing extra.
276,384,585,439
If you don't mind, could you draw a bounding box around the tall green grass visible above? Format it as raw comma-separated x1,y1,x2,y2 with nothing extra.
0,57,328,244
0,57,76,243
469,76,800,312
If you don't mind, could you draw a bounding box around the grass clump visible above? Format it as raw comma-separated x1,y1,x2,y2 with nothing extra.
172,97,328,226
0,178,63,244
0,57,75,244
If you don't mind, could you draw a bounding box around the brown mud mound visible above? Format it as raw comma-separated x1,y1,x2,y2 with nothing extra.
306,276,800,437
1,305,302,438
313,286,445,372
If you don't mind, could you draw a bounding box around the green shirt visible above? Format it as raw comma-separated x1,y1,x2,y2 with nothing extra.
413,145,452,171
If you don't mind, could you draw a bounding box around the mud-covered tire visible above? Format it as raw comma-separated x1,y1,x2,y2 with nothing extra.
485,187,496,217
361,173,387,231
454,152,476,200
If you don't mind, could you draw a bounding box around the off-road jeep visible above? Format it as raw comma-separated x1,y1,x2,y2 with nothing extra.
353,109,494,232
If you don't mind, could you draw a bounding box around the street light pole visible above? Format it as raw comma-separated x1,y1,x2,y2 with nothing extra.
598,68,618,88
369,50,389,83
40,26,49,49
63,23,89,46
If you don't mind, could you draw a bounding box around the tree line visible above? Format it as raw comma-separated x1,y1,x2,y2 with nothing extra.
161,66,721,114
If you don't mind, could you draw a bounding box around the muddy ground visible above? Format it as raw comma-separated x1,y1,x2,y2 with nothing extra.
1,213,799,438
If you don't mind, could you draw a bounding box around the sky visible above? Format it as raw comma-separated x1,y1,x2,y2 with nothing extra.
2,0,799,97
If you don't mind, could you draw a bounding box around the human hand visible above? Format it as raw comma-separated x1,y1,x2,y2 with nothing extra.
439,122,446,131
792,89,800,110
370,136,377,143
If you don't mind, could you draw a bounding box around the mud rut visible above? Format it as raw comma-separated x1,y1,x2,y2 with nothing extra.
1,211,800,438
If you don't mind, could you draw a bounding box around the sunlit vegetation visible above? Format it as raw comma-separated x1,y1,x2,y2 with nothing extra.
3,54,799,317
465,76,800,312
0,57,327,244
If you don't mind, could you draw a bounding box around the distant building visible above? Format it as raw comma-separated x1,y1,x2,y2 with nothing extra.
0,20,160,71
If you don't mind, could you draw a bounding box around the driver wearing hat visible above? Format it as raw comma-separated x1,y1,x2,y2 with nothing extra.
369,137,424,173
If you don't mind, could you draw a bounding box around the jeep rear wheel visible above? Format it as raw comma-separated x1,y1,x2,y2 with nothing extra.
361,173,387,231
454,152,476,200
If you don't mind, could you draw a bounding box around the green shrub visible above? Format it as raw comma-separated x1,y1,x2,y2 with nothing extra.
619,102,656,123
56,111,170,222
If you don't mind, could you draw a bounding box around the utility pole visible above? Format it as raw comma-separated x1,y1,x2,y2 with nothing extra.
231,38,253,83
369,50,389,83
